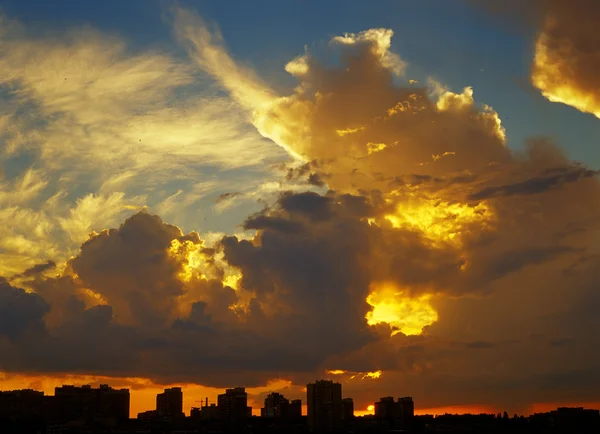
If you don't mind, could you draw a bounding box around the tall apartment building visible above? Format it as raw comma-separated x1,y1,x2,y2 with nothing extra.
289,399,302,419
397,396,414,429
306,380,343,432
342,398,354,420
156,387,183,418
261,392,303,419
217,387,251,422
54,384,130,422
262,392,289,418
374,395,414,429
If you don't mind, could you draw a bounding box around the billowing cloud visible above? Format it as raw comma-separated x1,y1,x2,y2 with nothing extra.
472,0,600,119
0,279,49,341
1,6,600,416
0,13,293,279
531,0,600,119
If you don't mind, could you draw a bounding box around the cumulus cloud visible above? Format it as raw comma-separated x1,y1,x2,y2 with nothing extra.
0,279,49,341
530,0,600,119
2,7,600,415
0,12,291,279
472,0,600,119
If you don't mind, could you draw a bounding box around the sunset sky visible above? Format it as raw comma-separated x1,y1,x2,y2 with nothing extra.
1,0,600,419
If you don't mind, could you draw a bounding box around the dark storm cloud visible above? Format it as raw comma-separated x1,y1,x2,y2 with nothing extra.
243,213,304,234
14,260,56,279
3,7,600,411
0,278,49,341
469,166,599,200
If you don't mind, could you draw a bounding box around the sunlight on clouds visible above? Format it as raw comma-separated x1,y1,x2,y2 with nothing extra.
331,28,406,76
0,169,48,205
366,282,438,336
58,193,144,243
0,13,288,278
326,369,383,380
532,31,600,119
169,238,209,282
382,197,493,246
336,126,366,137
367,142,387,155
285,53,309,77
437,87,506,143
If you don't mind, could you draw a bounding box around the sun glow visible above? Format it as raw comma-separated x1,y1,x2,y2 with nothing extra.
168,239,207,282
326,369,383,380
366,282,438,336
383,197,492,245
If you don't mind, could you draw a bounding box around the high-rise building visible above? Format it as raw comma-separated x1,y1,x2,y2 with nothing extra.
260,393,302,419
217,388,251,422
374,396,414,429
0,389,45,420
156,387,183,418
342,398,354,420
374,396,396,419
262,392,289,418
54,384,129,422
397,396,414,429
289,399,302,419
306,380,343,432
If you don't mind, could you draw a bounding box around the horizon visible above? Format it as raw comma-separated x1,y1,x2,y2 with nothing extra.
1,0,600,423
2,379,599,419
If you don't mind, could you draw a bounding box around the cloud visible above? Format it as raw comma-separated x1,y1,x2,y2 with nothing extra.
0,12,291,281
176,8,509,194
14,260,56,279
471,0,600,119
530,0,600,119
0,278,49,341
469,165,599,200
2,7,600,415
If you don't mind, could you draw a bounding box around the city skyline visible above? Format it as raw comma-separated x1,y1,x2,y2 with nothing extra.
0,380,587,420
0,379,595,420
1,0,600,420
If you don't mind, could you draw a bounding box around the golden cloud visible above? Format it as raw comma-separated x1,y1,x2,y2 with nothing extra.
530,1,600,119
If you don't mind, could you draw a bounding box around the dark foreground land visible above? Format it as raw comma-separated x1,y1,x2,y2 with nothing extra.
2,409,599,434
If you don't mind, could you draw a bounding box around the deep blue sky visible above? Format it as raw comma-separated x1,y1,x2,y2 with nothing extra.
3,0,598,167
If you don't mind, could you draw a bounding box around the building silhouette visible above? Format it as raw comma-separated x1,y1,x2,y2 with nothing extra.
289,399,302,419
0,389,46,420
307,380,343,432
342,398,354,420
260,392,303,420
53,384,130,422
374,395,414,429
4,383,600,434
261,392,288,418
397,396,414,429
217,387,251,422
156,387,183,419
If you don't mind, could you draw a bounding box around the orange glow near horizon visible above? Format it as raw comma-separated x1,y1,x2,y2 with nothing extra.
527,402,600,415
0,373,295,418
366,282,438,336
2,372,599,418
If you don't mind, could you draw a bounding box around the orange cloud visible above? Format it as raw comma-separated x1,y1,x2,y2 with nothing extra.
530,1,600,119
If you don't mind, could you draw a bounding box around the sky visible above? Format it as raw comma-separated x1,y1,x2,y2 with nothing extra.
1,0,600,418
